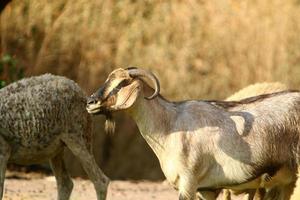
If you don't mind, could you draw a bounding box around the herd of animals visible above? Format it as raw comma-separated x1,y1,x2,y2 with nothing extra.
1,67,300,200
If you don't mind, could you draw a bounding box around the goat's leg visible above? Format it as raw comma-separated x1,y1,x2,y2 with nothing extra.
178,177,198,200
243,191,255,200
50,150,73,200
244,189,256,200
253,188,265,200
264,183,295,200
276,182,295,200
197,190,218,200
223,189,231,200
62,135,109,200
179,193,196,200
0,136,10,199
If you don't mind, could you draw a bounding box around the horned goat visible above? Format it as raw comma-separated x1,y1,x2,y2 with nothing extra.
0,74,109,200
87,67,299,200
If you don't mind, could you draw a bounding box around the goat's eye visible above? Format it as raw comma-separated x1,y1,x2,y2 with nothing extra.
116,80,129,90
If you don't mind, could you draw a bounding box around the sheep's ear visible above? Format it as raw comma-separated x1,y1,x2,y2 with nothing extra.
112,82,140,110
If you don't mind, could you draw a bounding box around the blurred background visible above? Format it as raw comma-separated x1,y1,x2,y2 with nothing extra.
1,0,300,180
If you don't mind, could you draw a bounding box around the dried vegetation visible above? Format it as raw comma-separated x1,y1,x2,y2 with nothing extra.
1,0,300,179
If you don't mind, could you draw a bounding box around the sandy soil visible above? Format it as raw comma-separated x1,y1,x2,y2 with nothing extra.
3,172,244,200
3,177,177,200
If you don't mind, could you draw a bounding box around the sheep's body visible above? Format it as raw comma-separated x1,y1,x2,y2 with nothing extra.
0,74,109,200
0,74,90,163
226,82,288,101
87,68,299,200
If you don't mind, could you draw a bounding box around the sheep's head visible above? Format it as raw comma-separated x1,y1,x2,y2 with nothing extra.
86,67,160,133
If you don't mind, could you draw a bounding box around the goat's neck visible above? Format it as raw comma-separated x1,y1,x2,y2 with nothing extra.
126,95,176,157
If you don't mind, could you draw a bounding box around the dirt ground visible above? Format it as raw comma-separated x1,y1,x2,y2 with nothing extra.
3,172,244,200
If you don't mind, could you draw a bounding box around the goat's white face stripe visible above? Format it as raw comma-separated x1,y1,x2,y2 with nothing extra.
106,79,122,94
105,73,131,98
102,68,129,97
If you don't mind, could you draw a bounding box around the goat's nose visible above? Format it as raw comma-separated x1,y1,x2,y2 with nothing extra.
87,97,98,105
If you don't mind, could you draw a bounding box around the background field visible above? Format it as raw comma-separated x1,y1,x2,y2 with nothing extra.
1,0,300,181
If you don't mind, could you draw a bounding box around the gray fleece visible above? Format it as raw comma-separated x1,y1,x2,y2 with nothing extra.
0,74,92,164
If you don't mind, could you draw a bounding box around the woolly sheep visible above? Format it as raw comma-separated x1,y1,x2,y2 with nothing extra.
0,74,109,200
226,82,288,101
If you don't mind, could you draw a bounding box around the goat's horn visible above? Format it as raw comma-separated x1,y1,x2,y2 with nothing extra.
127,67,160,100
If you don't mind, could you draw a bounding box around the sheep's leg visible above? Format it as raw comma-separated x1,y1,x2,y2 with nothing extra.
61,135,109,200
50,150,73,200
0,136,10,199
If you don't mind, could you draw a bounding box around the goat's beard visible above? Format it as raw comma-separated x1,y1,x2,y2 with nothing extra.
104,111,115,134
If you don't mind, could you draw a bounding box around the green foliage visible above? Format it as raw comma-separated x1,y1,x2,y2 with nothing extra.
0,54,24,89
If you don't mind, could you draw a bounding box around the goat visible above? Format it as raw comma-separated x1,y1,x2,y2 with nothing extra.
0,74,109,200
87,67,298,200
224,82,289,200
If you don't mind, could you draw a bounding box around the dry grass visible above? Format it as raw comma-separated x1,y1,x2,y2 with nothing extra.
2,0,300,98
1,0,300,179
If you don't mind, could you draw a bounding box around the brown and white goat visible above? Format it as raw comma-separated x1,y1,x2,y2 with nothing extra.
87,67,299,200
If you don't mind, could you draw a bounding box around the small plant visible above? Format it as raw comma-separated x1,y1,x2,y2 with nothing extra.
0,54,24,89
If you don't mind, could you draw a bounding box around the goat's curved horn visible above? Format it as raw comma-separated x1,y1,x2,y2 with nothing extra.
127,67,160,100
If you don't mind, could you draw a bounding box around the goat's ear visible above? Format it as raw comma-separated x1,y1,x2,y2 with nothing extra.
112,82,140,110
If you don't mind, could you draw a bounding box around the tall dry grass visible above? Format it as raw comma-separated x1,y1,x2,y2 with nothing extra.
3,0,300,98
1,0,300,179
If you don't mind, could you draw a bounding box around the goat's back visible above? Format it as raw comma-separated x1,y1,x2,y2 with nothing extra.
216,91,300,174
171,92,300,185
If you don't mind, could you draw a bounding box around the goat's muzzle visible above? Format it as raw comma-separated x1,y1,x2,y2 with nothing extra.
86,96,116,134
86,96,103,115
